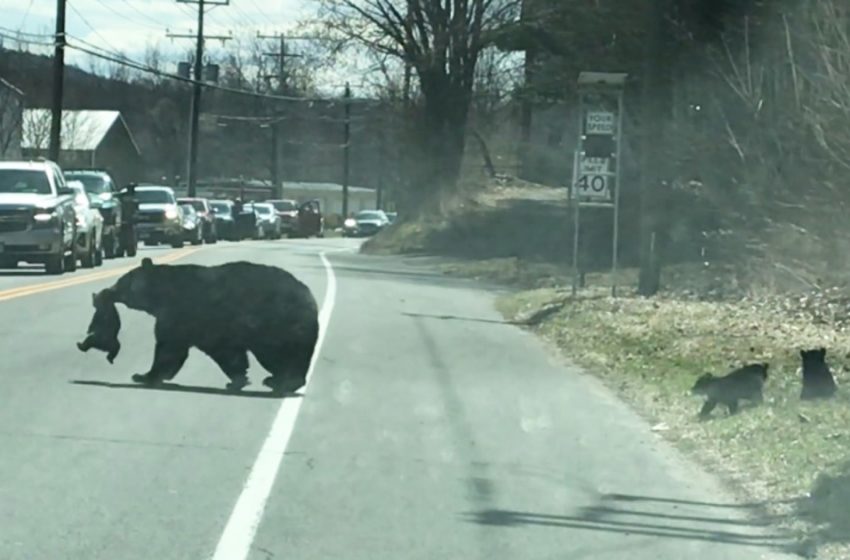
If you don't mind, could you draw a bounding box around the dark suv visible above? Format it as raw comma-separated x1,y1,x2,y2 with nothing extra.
63,169,122,259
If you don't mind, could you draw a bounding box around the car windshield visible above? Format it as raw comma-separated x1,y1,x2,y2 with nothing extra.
0,169,51,195
272,201,296,212
357,211,385,221
136,189,174,204
210,202,231,214
254,205,272,215
65,174,111,194
181,205,196,216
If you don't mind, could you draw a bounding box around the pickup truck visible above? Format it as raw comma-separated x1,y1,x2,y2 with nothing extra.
0,161,78,274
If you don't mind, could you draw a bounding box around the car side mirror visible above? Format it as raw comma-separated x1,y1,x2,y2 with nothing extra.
57,187,75,197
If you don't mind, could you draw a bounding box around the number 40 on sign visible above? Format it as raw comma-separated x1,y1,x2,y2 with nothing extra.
575,156,612,201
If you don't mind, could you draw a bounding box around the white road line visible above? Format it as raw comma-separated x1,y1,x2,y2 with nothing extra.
211,251,337,560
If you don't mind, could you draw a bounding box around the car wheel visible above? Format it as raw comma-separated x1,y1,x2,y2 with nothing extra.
45,253,64,275
80,238,95,269
208,234,218,244
191,229,203,246
94,242,104,267
171,237,183,249
64,248,77,273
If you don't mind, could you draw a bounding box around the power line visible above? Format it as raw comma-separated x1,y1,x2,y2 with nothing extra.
0,25,53,39
67,0,122,55
118,0,174,29
65,39,382,105
89,0,164,31
246,0,272,21
18,0,37,30
0,29,53,47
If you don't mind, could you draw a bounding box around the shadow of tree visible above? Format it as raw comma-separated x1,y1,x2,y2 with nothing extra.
797,460,850,551
463,491,803,553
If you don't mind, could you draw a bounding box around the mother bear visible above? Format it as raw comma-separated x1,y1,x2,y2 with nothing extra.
100,257,319,395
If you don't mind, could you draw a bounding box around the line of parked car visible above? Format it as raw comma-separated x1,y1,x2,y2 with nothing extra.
0,160,329,276
126,186,327,247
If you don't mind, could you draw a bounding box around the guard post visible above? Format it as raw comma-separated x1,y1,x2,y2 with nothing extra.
571,71,628,297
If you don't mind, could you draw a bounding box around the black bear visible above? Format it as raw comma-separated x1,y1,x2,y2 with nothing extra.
691,363,769,418
800,348,838,400
99,257,319,395
77,290,122,364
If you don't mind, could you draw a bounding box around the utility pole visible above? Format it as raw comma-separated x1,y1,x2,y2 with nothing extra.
269,122,279,196
258,33,293,198
377,122,385,210
169,0,230,196
258,33,318,198
49,0,67,163
342,83,351,219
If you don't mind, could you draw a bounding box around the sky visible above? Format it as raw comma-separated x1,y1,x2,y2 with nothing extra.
0,0,353,91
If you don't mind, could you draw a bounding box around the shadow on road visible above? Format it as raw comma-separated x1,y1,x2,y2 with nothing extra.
462,507,795,549
71,379,299,399
601,492,800,510
402,311,512,326
302,261,500,291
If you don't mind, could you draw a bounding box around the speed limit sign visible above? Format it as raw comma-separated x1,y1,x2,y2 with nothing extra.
574,156,612,202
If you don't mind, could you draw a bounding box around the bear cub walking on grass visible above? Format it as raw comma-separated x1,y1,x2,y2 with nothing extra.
76,290,121,364
691,363,769,418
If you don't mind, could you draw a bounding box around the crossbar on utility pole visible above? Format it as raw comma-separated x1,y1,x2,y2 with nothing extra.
49,0,67,163
169,0,230,196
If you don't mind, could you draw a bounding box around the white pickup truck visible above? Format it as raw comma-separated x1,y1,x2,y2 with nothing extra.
0,160,79,274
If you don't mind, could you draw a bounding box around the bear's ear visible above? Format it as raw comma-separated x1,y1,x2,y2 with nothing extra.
141,257,154,269
800,349,807,358
91,292,97,305
819,347,827,357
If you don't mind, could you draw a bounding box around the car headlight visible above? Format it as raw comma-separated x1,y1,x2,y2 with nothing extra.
33,210,60,228
165,208,179,220
344,218,356,228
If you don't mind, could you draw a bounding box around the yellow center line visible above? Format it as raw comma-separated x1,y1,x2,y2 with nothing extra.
0,246,205,302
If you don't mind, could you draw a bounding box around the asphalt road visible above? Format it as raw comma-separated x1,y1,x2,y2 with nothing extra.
0,239,799,560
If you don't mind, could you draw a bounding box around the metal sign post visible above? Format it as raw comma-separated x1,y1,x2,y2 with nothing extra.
571,71,628,297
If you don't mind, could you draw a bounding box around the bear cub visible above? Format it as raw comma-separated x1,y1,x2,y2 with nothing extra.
76,290,122,364
691,363,769,418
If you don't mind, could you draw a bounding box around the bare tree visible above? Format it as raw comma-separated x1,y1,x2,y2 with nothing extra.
320,0,522,212
23,110,100,153
0,84,23,160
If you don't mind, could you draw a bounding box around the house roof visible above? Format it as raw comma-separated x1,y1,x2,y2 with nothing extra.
21,109,141,155
282,181,376,194
0,77,23,97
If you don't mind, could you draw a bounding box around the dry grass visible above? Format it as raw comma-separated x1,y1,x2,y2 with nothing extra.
498,287,850,558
